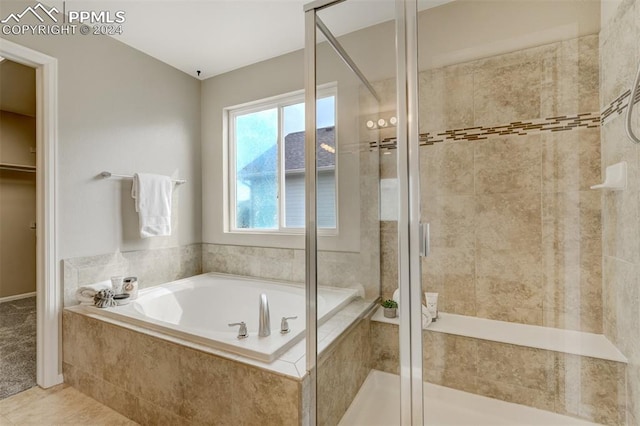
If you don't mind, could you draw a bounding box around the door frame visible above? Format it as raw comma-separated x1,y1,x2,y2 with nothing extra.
0,38,61,388
395,0,424,424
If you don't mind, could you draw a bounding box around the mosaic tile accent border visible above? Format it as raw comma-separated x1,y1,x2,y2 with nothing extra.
601,90,631,124
601,89,640,125
369,112,601,151
365,87,640,151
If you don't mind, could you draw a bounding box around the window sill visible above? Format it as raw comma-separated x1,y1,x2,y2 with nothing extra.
213,229,358,252
226,229,339,237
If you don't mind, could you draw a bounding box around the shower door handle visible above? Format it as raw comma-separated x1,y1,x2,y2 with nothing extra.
419,222,430,257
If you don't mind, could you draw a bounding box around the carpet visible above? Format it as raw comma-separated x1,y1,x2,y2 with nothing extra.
0,296,36,399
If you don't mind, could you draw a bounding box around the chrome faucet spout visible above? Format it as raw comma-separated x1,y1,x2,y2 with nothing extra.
259,293,271,337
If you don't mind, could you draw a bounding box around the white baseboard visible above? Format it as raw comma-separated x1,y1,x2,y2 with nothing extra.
0,291,37,304
40,373,64,388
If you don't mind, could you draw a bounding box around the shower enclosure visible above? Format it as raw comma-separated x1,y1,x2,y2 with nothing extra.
304,0,637,425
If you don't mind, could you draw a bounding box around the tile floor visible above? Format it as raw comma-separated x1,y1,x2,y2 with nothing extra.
0,384,136,425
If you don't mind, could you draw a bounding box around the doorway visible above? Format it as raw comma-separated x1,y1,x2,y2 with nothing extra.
0,57,38,398
0,38,60,390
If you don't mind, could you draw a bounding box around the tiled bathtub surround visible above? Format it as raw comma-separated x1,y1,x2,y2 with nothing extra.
62,308,371,425
64,239,379,307
202,243,380,301
377,34,603,334
600,0,640,423
62,244,202,306
63,309,302,425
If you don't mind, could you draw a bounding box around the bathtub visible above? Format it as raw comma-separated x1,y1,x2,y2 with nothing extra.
86,273,358,362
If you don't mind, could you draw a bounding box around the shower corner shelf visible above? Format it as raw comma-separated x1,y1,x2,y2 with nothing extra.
590,161,627,191
0,162,36,173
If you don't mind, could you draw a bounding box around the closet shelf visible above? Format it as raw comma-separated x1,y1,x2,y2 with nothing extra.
0,163,36,173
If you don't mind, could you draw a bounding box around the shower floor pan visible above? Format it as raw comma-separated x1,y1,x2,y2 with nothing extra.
339,370,599,426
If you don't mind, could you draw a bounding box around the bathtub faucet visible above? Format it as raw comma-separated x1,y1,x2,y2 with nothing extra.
259,293,271,337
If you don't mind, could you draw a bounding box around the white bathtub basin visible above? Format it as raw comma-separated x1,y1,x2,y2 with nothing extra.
88,273,357,362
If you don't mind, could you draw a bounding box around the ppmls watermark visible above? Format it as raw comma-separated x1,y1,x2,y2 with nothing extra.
1,2,126,36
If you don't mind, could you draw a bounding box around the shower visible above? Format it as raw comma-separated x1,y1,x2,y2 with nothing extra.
304,0,636,425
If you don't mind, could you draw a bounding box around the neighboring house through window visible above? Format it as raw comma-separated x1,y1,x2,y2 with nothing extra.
227,87,337,232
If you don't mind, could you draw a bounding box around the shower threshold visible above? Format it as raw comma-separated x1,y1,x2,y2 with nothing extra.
339,370,600,426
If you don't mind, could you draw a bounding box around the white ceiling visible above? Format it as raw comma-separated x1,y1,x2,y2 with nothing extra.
53,0,451,80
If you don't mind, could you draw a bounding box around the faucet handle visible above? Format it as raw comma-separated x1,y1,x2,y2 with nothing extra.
228,322,248,339
280,316,298,334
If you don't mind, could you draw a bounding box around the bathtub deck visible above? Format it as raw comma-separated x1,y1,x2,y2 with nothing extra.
67,295,373,380
339,370,600,426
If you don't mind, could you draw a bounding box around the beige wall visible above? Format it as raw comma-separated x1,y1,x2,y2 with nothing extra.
600,0,640,423
325,0,600,84
201,46,374,253
0,109,37,298
1,0,202,261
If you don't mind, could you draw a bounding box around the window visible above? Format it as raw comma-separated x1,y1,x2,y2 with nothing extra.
227,88,337,232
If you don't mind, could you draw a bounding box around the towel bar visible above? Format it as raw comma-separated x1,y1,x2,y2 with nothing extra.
100,171,186,185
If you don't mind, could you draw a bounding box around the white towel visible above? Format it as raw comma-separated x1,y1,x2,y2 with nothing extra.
131,173,173,238
75,281,112,305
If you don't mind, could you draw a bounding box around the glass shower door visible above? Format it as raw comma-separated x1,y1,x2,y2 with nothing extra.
416,1,625,425
304,0,424,424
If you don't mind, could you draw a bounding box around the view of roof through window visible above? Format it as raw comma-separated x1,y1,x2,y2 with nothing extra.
233,95,336,229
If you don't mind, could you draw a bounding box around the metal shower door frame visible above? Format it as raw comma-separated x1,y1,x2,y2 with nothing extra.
303,0,423,425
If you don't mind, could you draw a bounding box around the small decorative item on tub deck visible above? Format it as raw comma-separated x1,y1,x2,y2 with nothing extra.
381,299,398,318
123,276,139,300
114,293,131,306
94,289,117,308
110,276,124,294
75,281,111,305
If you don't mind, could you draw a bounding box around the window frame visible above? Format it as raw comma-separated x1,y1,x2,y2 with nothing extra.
225,84,338,235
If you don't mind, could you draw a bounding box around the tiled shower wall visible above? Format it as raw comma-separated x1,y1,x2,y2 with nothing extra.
600,0,640,423
379,34,603,333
